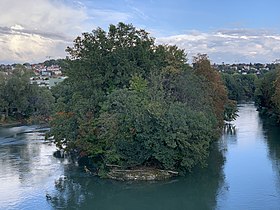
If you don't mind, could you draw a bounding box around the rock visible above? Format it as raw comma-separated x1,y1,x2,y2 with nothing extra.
106,168,178,181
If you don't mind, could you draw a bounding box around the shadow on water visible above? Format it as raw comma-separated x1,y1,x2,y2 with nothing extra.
48,143,226,210
217,104,280,209
45,105,280,210
261,116,280,191
0,125,229,210
3,104,277,210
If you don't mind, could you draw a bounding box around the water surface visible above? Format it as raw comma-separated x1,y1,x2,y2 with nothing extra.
0,103,280,210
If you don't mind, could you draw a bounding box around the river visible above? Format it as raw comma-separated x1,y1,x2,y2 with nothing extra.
0,103,280,210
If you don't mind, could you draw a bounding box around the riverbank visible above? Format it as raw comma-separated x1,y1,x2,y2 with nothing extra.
0,121,23,127
2,104,280,209
65,156,179,181
0,116,50,128
106,167,179,181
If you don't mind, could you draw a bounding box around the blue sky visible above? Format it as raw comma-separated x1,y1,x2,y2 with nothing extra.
1,0,280,63
83,0,280,35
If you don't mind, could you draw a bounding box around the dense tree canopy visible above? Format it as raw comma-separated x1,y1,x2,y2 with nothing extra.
255,68,280,122
193,54,228,125
0,66,54,122
222,73,257,101
49,23,230,174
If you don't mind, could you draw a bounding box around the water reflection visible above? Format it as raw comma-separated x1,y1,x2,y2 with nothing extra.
7,104,280,210
223,123,236,135
262,116,280,192
0,126,60,210
48,144,225,210
217,104,280,209
1,125,225,210
0,127,47,182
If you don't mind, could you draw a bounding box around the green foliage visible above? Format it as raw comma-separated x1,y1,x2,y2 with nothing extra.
44,59,66,67
272,70,280,116
0,67,54,122
255,69,280,122
49,112,78,149
224,100,239,122
93,81,216,172
222,73,257,101
255,70,277,111
129,75,148,93
53,23,158,120
193,54,228,125
50,23,228,173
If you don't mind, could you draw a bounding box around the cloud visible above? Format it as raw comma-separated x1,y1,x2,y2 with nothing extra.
157,29,280,63
0,31,68,63
0,0,88,35
0,0,132,64
1,0,279,65
0,0,88,63
0,26,69,41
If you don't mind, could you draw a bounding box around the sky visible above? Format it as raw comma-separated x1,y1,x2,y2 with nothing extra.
1,0,280,64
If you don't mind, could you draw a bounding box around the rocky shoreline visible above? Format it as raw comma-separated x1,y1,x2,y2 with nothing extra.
106,168,179,181
0,121,23,127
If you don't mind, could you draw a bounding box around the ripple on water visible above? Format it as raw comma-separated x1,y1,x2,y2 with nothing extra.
0,125,62,210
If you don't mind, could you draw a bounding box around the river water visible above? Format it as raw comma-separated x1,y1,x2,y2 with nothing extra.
0,103,280,210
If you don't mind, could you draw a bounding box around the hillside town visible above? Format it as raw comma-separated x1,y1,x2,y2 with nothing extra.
0,60,279,90
213,62,278,75
0,61,67,89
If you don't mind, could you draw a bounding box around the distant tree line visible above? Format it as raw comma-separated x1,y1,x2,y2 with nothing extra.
5,22,279,176
0,22,243,175
222,73,257,101
221,64,280,124
255,67,280,122
0,65,54,123
48,23,236,175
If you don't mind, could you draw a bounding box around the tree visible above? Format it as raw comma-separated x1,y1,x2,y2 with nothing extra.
224,100,239,122
254,68,280,123
255,67,280,122
87,75,217,172
64,23,155,106
0,66,54,122
193,54,228,125
50,23,226,174
255,70,277,111
272,70,280,117
222,73,257,101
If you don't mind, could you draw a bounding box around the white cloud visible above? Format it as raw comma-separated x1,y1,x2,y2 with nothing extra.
0,0,132,64
1,0,280,65
0,0,88,63
157,29,280,63
0,32,68,63
0,0,88,35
